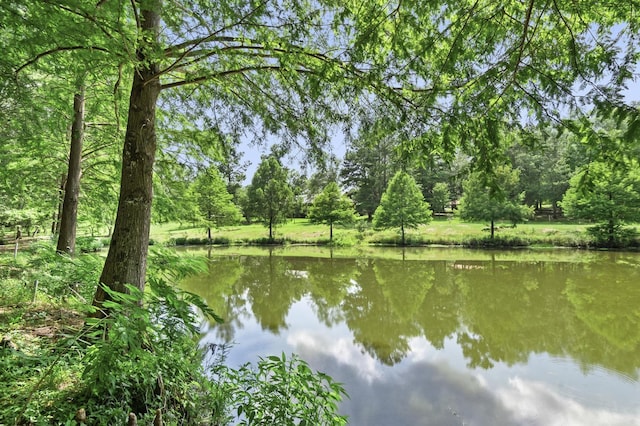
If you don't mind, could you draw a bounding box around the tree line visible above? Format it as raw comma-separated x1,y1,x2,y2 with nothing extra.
143,117,640,246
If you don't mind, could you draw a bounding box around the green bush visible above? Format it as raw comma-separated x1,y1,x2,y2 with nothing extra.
172,236,188,246
463,235,530,248
250,237,286,245
79,280,226,424
216,353,348,426
210,236,231,245
186,237,206,245
587,224,639,248
76,237,104,253
24,241,102,301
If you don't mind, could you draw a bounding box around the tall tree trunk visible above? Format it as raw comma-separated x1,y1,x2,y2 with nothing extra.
57,86,85,255
92,5,161,313
52,174,66,234
329,221,333,242
490,219,495,239
401,223,405,246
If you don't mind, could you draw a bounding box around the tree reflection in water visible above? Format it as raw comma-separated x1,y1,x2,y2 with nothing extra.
183,248,640,424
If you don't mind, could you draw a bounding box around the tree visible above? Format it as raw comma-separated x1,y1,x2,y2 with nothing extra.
459,165,533,239
5,0,125,255
507,128,574,215
213,141,249,205
193,166,242,241
561,161,640,245
308,182,356,242
55,85,85,254
430,183,451,214
373,171,432,245
288,171,310,219
247,157,293,240
341,129,398,220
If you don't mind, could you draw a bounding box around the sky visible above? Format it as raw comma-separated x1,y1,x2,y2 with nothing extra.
238,72,640,185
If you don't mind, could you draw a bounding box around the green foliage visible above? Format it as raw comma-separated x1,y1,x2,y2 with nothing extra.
463,235,531,248
373,171,432,245
562,161,640,246
80,280,225,424
1,246,349,425
75,237,105,253
0,208,48,235
430,182,451,214
216,353,348,426
247,156,293,240
459,165,533,238
586,224,639,248
23,241,103,301
308,182,356,241
341,133,398,218
193,166,242,237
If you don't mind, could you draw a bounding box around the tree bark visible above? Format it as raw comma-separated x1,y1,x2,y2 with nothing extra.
52,174,66,234
56,86,85,255
92,4,162,313
490,219,495,239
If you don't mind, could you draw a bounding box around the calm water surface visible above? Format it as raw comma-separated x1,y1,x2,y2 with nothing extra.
180,247,640,426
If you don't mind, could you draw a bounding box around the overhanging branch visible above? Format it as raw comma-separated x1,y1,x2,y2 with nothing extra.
15,46,110,75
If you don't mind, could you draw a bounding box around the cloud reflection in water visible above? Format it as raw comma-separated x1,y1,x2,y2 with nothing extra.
289,331,640,426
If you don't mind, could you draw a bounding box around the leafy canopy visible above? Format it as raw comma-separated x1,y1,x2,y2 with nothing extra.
308,182,356,241
193,166,242,230
562,160,640,244
247,156,293,239
459,165,533,232
373,171,432,244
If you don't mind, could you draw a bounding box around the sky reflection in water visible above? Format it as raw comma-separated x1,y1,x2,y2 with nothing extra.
187,248,640,426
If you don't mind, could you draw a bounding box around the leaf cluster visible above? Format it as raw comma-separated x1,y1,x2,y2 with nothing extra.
308,182,356,227
217,352,348,426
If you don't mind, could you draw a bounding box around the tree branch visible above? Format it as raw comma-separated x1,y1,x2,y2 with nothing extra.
15,46,110,74
159,65,309,90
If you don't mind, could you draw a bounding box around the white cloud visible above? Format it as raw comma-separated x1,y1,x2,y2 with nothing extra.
287,331,382,382
497,377,640,426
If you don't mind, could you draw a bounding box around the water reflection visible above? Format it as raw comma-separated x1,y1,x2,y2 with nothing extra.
181,248,640,425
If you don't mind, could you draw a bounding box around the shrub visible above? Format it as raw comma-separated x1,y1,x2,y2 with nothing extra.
172,237,188,246
464,235,530,248
79,280,226,424
75,237,104,253
216,353,348,426
587,224,639,248
251,237,286,245
210,236,231,245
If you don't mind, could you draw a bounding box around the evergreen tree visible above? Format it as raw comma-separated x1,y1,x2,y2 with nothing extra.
248,157,293,240
562,161,640,245
373,171,432,245
430,183,451,214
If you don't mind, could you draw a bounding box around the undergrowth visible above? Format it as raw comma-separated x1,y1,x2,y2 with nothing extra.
0,243,348,425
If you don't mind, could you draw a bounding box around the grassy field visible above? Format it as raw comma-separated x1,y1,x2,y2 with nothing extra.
148,217,608,248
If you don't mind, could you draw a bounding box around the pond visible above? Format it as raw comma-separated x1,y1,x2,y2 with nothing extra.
180,246,640,426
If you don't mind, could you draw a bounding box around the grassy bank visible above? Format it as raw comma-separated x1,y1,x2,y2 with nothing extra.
149,217,634,248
